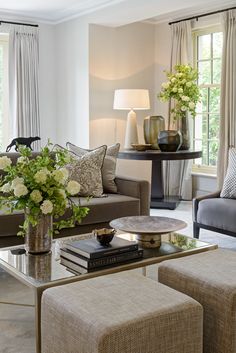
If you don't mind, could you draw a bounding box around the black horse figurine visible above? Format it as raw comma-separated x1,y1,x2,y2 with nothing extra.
6,137,41,152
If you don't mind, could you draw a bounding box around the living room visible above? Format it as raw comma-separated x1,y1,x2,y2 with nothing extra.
0,0,236,352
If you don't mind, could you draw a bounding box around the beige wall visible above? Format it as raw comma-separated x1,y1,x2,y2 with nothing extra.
89,22,156,180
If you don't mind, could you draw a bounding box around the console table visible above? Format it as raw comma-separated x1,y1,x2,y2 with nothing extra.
118,150,202,209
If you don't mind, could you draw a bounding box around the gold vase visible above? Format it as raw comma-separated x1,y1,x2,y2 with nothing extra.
143,116,165,149
25,211,53,254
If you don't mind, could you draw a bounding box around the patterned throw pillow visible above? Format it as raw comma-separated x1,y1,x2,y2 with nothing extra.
220,148,236,198
54,144,107,197
66,142,120,193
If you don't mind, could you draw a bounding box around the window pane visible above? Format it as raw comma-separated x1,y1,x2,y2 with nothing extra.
213,32,223,58
209,87,220,113
202,137,208,165
196,88,208,113
209,114,220,139
195,114,207,139
213,59,221,84
198,34,211,60
209,140,218,166
198,61,211,85
0,45,3,151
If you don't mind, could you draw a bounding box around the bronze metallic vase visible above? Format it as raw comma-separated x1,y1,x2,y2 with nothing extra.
143,116,165,149
158,130,182,152
25,211,53,254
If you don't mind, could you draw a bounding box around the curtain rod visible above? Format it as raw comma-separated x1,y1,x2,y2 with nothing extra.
0,20,38,27
169,6,236,25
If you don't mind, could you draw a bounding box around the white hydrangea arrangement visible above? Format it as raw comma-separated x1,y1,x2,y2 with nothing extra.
0,143,89,236
158,64,201,120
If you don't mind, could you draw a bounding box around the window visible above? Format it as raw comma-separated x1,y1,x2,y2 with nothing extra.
192,27,223,174
0,34,9,152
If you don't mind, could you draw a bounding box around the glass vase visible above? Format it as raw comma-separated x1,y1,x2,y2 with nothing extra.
178,113,190,150
25,211,53,254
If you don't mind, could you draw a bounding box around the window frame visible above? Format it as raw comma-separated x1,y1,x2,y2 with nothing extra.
192,25,222,175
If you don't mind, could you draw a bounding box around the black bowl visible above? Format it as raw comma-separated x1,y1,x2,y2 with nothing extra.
93,228,116,246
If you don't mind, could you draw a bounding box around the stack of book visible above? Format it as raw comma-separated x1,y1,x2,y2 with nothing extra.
60,236,143,274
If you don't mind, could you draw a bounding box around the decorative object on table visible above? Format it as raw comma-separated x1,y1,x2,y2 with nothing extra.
113,89,150,149
0,143,89,254
93,228,116,246
158,130,182,152
66,142,120,194
26,252,52,282
60,236,142,273
143,115,165,149
110,216,187,248
158,64,201,150
131,143,152,151
6,136,41,152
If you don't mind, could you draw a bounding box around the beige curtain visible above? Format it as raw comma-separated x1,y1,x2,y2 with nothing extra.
8,25,40,150
217,10,236,187
164,20,193,200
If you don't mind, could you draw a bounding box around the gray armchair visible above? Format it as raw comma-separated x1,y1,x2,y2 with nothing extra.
193,191,236,238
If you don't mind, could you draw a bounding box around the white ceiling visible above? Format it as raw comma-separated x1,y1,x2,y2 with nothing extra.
0,0,235,25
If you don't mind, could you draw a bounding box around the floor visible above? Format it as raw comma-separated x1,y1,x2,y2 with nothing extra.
1,201,236,353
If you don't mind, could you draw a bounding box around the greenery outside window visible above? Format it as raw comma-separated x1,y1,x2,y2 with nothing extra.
0,34,9,152
192,26,223,175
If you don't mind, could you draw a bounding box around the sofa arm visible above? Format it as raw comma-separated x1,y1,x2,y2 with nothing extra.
192,190,221,222
115,176,150,216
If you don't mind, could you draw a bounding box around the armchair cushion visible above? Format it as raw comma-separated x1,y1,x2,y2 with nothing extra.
220,148,236,198
197,198,236,234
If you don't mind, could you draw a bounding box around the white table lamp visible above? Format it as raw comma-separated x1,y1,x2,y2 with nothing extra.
113,89,150,149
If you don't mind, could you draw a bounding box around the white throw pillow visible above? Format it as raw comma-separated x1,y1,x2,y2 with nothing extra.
220,148,236,198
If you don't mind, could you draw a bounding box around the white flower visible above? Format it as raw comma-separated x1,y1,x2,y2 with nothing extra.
189,102,195,109
178,88,183,94
181,79,186,84
181,106,187,112
186,82,192,87
176,73,183,77
66,180,81,195
58,189,67,199
30,190,43,203
171,78,177,83
40,200,53,214
34,168,50,184
172,87,178,93
52,168,69,184
14,184,28,197
181,95,190,102
0,156,12,170
161,82,170,89
1,183,11,193
17,156,29,164
11,177,24,188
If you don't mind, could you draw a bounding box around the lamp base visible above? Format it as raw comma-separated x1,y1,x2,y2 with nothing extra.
124,110,139,149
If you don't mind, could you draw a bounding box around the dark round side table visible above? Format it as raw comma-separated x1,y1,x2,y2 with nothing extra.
118,150,202,210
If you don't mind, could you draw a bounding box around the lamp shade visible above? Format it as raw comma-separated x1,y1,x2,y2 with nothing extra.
113,89,150,110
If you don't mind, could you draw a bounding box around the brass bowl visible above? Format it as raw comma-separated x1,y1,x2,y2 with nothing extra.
131,144,152,151
93,228,116,246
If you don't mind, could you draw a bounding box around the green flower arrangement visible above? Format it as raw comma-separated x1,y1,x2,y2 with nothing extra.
158,64,201,121
0,143,89,236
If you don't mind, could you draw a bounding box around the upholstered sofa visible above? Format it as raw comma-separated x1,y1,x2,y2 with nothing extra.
0,152,150,247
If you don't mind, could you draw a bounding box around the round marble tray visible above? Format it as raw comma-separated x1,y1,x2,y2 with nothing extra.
110,216,187,235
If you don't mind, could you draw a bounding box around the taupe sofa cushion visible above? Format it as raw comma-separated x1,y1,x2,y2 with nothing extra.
197,198,236,233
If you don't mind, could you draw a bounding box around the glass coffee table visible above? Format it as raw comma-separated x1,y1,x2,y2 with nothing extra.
0,232,217,353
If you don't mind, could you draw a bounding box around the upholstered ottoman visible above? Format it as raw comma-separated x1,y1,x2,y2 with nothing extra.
158,249,236,353
41,272,203,353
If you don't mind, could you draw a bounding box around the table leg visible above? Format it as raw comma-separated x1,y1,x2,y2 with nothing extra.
150,160,180,210
35,288,44,353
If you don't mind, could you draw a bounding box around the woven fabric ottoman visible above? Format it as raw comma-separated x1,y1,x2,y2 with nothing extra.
158,248,236,353
41,272,203,353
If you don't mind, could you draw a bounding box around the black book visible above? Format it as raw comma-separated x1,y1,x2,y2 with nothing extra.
65,236,138,259
60,247,143,269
